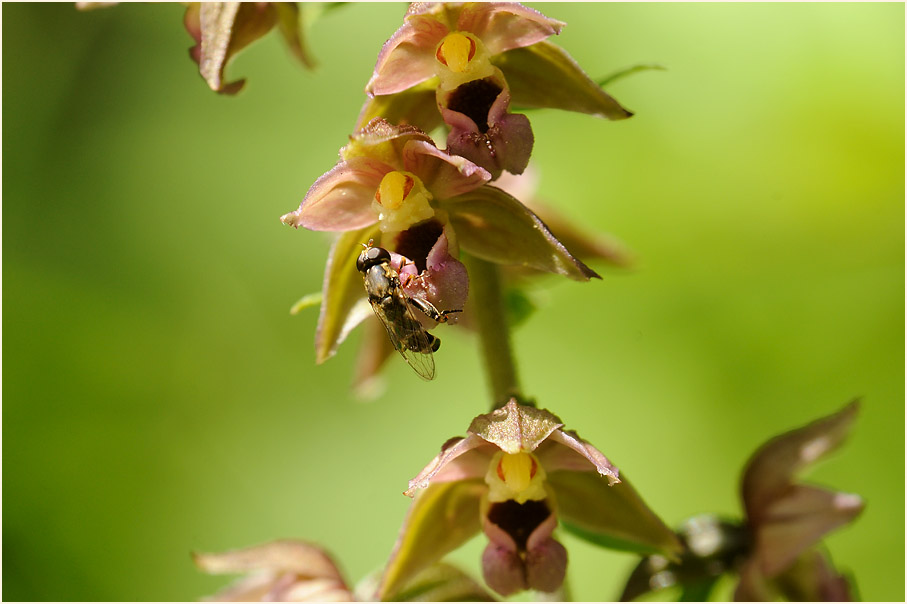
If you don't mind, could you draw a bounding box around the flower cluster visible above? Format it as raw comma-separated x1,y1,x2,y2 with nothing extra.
280,2,636,385
169,3,867,602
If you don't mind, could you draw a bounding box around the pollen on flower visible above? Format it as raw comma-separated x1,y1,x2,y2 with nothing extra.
486,451,547,504
372,171,435,233
436,32,476,73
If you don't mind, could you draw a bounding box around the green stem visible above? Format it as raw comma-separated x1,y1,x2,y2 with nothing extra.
465,254,525,410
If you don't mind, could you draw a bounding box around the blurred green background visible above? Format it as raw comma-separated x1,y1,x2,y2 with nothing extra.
3,2,903,601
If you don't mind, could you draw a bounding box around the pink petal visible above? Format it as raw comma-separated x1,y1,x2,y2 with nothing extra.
457,3,565,56
280,157,387,232
402,140,491,200
405,435,495,496
537,430,620,485
366,15,449,96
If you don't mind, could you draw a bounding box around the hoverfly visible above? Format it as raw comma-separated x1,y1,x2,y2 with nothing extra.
356,243,460,380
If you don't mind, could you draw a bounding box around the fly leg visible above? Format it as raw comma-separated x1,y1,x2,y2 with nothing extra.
408,296,462,324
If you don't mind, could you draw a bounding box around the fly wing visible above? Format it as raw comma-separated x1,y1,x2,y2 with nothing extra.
368,295,436,381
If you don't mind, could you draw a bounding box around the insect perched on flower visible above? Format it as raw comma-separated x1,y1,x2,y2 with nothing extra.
356,243,461,381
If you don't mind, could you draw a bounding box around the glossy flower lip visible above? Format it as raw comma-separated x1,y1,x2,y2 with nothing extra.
378,400,681,600
366,3,565,97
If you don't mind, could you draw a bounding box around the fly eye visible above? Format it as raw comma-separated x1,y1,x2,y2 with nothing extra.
357,246,391,272
368,246,391,265
356,250,369,273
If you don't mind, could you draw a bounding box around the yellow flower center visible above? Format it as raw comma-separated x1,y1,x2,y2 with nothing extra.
372,171,434,233
433,32,495,91
485,451,548,504
435,32,476,73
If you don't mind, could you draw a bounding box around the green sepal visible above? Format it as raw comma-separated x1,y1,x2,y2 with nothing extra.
314,225,378,363
548,471,682,559
379,479,486,601
439,186,600,281
492,40,633,119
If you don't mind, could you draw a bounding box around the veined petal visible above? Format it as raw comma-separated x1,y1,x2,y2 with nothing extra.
741,400,860,520
493,40,633,119
537,429,620,485
402,140,492,200
406,435,494,496
379,479,486,601
367,14,449,96
467,399,564,454
754,485,864,578
281,157,387,232
314,225,380,364
457,2,565,56
439,186,601,281
549,471,683,558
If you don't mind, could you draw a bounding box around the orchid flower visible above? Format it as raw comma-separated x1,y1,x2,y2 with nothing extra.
281,119,598,368
377,399,682,599
358,2,632,179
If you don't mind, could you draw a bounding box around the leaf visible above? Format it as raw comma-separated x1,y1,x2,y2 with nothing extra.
439,186,600,281
378,480,486,601
314,225,379,363
492,40,632,119
548,471,682,558
597,63,666,88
